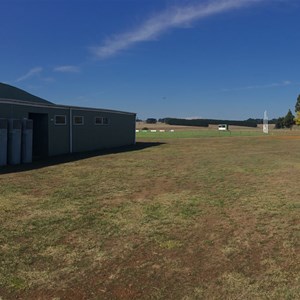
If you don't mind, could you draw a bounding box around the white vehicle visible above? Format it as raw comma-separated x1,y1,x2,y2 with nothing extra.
218,124,228,131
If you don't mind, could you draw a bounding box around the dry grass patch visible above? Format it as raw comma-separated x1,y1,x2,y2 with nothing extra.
0,133,299,299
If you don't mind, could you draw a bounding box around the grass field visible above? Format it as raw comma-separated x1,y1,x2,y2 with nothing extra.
136,130,265,139
0,131,300,299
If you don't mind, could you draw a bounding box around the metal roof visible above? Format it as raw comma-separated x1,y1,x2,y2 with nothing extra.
0,82,54,105
0,83,136,116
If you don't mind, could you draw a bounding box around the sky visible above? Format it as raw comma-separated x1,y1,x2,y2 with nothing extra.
1,0,300,120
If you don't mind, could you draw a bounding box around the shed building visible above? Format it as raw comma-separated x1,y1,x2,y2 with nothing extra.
0,83,136,161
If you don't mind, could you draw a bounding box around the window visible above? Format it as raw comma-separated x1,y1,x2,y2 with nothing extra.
55,115,66,125
95,117,103,125
103,117,109,125
73,116,84,125
95,116,110,125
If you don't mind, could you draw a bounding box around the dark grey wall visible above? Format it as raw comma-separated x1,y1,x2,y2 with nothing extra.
0,102,70,156
71,109,135,153
0,102,136,157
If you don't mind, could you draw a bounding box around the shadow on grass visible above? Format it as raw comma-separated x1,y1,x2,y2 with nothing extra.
0,142,164,174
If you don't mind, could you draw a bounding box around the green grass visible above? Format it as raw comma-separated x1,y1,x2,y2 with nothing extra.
136,129,266,139
0,132,300,299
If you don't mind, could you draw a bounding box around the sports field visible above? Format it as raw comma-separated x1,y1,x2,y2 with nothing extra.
0,130,299,299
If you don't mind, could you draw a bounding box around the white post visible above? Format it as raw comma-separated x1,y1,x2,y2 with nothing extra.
263,110,268,134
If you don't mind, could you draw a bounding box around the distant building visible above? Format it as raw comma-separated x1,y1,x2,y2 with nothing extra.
0,83,136,161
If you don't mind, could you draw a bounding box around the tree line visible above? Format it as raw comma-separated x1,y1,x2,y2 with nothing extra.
163,118,258,128
138,95,300,129
140,118,271,128
275,95,300,129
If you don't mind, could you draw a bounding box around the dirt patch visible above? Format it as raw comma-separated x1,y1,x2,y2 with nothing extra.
265,135,300,140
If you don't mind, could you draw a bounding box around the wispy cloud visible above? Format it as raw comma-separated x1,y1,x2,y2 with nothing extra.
91,0,264,59
53,65,80,73
222,80,292,92
16,67,43,82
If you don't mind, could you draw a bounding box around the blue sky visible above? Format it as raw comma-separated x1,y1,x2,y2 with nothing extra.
1,0,300,120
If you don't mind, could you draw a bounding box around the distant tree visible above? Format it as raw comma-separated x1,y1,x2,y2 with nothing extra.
146,118,157,124
295,94,300,113
246,118,263,124
295,111,300,126
269,118,278,124
275,117,285,129
284,109,295,129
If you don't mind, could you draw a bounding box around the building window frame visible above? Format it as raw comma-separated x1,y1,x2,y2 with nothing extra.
95,116,110,126
103,117,109,125
73,115,84,125
94,116,103,125
94,116,110,126
54,115,67,125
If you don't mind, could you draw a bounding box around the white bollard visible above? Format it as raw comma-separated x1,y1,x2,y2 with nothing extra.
150,130,157,132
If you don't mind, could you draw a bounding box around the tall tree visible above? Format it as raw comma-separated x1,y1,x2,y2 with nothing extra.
284,109,295,129
275,117,285,129
295,94,300,112
295,111,300,126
